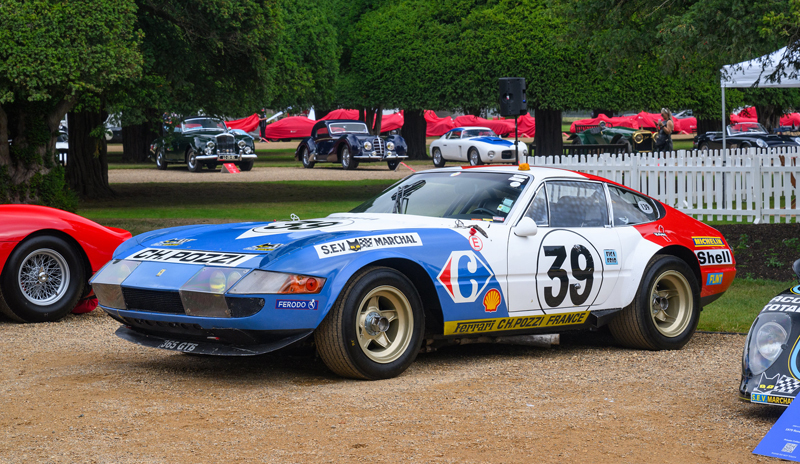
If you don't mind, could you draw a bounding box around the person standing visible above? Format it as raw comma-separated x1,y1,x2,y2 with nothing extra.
654,107,674,152
258,108,269,142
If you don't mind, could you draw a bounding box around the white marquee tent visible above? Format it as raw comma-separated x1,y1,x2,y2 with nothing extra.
719,47,800,149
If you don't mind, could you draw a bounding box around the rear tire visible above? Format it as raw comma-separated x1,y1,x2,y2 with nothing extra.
0,235,85,323
301,146,315,169
432,147,446,167
609,255,699,350
155,149,167,170
315,267,424,380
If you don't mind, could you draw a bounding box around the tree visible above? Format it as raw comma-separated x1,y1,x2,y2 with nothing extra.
0,0,142,208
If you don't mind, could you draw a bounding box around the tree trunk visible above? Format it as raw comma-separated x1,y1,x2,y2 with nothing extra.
534,109,563,157
373,108,383,135
358,108,366,123
696,117,722,135
401,109,427,160
121,109,159,163
755,104,782,132
66,111,114,198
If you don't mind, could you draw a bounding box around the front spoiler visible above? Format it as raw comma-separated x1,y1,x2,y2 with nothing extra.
116,326,313,356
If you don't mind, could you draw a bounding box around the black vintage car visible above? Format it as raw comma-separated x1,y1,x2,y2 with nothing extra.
295,119,407,170
150,117,257,172
694,122,800,151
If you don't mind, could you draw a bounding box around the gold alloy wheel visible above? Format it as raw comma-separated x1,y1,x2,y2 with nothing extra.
649,270,693,337
355,285,414,363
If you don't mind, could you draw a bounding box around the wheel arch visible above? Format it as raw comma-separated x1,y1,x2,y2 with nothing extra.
1,229,92,295
295,139,314,160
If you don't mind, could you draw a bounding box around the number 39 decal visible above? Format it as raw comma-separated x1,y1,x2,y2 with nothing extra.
537,231,604,309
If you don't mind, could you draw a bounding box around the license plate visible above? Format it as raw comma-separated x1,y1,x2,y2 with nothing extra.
158,339,199,352
218,155,239,161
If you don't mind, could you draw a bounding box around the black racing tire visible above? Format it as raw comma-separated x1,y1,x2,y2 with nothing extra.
340,146,359,170
239,160,254,171
315,266,425,380
155,148,168,170
387,160,400,170
186,148,201,172
432,147,446,168
301,146,315,169
698,142,710,152
468,147,481,166
609,255,700,350
0,235,86,323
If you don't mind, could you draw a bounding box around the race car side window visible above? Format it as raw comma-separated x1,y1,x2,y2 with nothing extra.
314,126,329,138
608,186,658,225
525,185,549,226
546,181,609,228
448,130,462,139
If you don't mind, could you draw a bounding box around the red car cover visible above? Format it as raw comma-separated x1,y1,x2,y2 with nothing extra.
731,107,800,128
264,116,316,139
225,114,260,133
425,110,455,136
321,109,360,120
379,111,404,133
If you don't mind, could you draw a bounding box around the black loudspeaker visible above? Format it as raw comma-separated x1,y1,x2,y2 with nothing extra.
498,77,527,117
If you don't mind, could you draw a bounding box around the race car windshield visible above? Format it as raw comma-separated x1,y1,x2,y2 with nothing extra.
463,129,497,138
351,171,531,222
182,118,226,132
728,122,768,135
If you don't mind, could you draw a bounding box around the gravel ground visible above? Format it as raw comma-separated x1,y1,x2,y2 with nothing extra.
0,310,783,463
108,164,432,184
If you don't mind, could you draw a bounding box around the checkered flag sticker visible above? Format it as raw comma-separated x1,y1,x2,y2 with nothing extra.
773,375,800,395
357,238,374,249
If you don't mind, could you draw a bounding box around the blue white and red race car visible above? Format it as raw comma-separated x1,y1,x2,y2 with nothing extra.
429,127,528,167
92,165,735,379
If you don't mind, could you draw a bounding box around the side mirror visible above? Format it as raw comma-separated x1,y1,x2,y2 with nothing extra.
514,216,538,237
793,259,800,283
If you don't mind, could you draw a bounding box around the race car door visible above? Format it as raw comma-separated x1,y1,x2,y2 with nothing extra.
441,129,463,161
506,180,622,314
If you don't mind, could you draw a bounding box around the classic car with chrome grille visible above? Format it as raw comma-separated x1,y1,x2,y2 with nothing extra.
694,122,800,151
569,122,655,153
92,165,735,380
429,126,528,167
295,119,407,170
151,117,257,172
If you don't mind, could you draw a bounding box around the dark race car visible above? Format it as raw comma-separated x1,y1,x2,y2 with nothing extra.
694,122,800,151
150,117,257,172
295,119,407,170
740,260,800,406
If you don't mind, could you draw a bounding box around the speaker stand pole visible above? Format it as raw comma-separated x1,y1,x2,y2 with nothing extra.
514,116,519,164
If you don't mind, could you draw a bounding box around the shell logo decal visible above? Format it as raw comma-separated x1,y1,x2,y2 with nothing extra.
483,289,501,312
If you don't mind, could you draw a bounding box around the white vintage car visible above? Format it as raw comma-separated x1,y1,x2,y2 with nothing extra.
430,126,528,167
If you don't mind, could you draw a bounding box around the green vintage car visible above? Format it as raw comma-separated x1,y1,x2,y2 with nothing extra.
569,122,655,153
151,117,257,172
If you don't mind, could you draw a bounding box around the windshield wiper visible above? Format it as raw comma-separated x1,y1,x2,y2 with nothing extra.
391,180,426,214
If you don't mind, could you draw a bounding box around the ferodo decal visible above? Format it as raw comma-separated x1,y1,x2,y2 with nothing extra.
536,230,603,310
236,219,354,239
445,311,589,335
127,248,257,267
437,250,494,303
276,299,318,310
314,233,422,258
692,236,724,247
154,238,196,247
483,289,501,312
695,249,733,266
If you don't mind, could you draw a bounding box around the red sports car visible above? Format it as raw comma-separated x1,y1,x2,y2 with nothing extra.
0,205,131,322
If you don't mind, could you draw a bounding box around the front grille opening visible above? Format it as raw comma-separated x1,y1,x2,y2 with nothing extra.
122,288,185,314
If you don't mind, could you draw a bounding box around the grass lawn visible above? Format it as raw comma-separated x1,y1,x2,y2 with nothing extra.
699,278,792,333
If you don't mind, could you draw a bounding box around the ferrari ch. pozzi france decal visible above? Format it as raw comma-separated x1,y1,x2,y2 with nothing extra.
237,219,355,239
444,311,589,335
127,249,258,267
314,233,422,258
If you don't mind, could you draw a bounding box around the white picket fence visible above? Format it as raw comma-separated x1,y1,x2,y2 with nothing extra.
527,147,800,223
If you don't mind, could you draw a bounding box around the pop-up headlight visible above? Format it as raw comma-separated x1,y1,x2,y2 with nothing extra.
179,267,247,317
229,270,325,295
90,260,141,309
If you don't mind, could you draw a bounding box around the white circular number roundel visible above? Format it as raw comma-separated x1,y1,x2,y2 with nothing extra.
237,219,354,239
637,200,654,214
536,230,604,310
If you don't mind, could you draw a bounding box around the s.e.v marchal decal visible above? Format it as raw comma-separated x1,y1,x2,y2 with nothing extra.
314,233,422,258
127,248,258,267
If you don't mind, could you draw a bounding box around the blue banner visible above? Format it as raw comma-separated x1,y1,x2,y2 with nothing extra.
754,398,800,461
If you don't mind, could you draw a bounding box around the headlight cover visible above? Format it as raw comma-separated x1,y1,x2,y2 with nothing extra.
793,137,800,145
206,141,215,148
746,312,792,374
238,140,246,148
229,270,325,295
756,139,768,148
180,267,248,317
90,260,141,310
386,141,396,151
364,141,372,151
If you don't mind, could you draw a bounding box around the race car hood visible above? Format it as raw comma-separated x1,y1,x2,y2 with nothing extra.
469,137,515,146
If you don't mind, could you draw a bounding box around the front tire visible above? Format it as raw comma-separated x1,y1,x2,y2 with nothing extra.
609,255,699,350
341,146,359,170
315,267,425,380
432,147,445,167
186,148,201,172
239,160,254,171
301,146,315,169
155,148,168,170
0,235,85,323
468,147,481,166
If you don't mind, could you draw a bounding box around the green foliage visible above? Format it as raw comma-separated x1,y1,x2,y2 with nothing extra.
700,277,793,333
28,166,78,212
